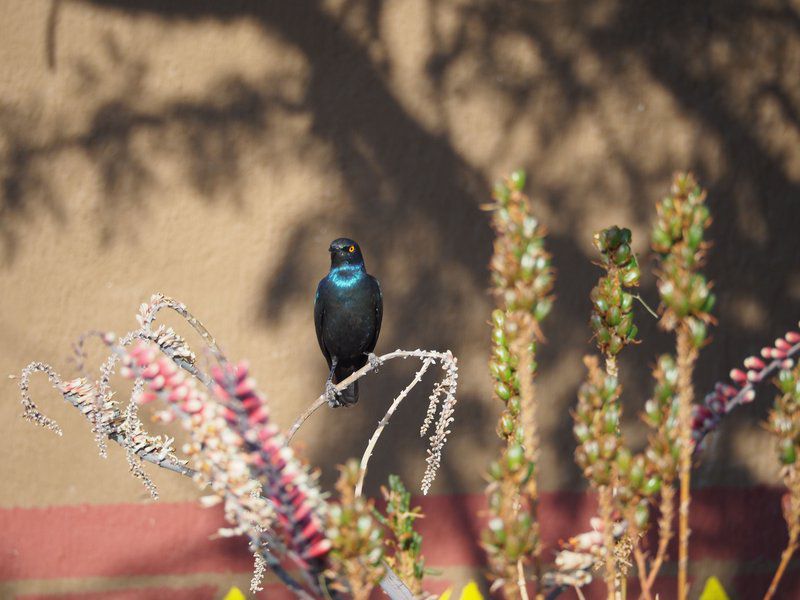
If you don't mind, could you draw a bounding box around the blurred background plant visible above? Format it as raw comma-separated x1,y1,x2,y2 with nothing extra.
482,170,553,598
763,365,800,600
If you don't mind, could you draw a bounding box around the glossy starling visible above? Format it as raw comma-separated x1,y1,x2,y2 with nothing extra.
314,238,383,406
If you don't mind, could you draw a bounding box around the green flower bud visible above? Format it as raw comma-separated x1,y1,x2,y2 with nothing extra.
493,345,510,364
688,318,707,348
780,438,797,465
621,292,634,312
630,460,645,489
510,169,526,190
491,309,505,328
779,370,795,394
574,422,591,442
616,447,632,473
621,267,640,287
492,327,506,346
643,476,661,496
507,443,525,471
495,381,511,401
608,334,624,355
614,243,631,265
534,298,553,321
634,502,650,529
652,227,671,251
687,223,704,250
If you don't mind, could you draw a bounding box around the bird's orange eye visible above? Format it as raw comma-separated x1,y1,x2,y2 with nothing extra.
348,245,355,253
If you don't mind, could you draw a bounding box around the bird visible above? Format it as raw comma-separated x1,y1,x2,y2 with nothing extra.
314,238,383,407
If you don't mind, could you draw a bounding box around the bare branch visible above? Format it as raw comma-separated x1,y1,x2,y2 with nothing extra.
354,358,434,497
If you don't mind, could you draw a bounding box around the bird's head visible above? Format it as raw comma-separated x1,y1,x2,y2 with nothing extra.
328,237,365,268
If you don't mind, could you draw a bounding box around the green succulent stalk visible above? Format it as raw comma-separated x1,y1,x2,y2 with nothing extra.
583,225,642,598
590,226,640,367
764,366,800,600
379,475,426,595
326,460,385,599
576,226,685,600
483,170,554,597
651,173,713,600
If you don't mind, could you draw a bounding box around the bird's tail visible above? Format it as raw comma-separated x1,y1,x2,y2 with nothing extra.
339,380,358,406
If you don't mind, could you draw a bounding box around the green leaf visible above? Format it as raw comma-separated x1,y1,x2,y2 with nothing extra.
699,576,730,600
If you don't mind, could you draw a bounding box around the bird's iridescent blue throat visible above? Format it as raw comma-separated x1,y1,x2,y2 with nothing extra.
329,263,366,288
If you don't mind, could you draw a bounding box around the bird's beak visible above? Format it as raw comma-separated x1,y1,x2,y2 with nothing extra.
328,244,336,253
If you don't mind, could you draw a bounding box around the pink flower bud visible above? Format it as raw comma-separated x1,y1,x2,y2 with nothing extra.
729,368,747,383
168,384,189,402
304,538,332,559
743,356,766,370
293,502,313,522
235,378,254,397
746,370,761,382
182,397,203,414
148,375,166,391
247,406,269,425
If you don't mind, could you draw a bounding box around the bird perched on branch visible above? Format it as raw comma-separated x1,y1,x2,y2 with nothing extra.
314,238,383,407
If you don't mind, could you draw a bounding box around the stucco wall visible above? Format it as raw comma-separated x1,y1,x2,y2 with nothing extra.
2,0,800,597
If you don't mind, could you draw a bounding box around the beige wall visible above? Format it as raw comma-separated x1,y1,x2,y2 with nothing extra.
2,0,800,594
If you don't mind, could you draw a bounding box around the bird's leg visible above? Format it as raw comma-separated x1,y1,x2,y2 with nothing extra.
367,352,383,371
325,358,342,407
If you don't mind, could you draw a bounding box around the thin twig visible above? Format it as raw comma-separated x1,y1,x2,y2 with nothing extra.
764,531,798,600
599,486,618,600
634,295,659,320
645,484,675,592
632,542,651,600
287,349,455,442
517,559,531,600
354,359,434,497
516,317,543,594
676,328,697,600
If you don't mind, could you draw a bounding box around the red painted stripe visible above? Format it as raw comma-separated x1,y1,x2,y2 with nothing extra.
1,503,247,581
0,486,792,582
16,585,218,600
15,585,296,600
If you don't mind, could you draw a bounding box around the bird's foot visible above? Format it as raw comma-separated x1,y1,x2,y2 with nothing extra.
367,352,383,371
325,381,343,408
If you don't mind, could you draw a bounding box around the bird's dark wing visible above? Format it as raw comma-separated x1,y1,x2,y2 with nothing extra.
314,282,331,366
367,275,383,353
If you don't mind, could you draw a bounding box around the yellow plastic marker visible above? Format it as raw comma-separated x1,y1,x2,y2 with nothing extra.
222,587,247,600
699,576,730,600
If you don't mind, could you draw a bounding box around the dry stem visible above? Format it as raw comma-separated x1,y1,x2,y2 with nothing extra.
287,349,455,441
763,529,798,600
632,542,651,600
599,486,618,599
676,328,697,600
645,484,675,592
518,558,531,600
354,359,434,497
